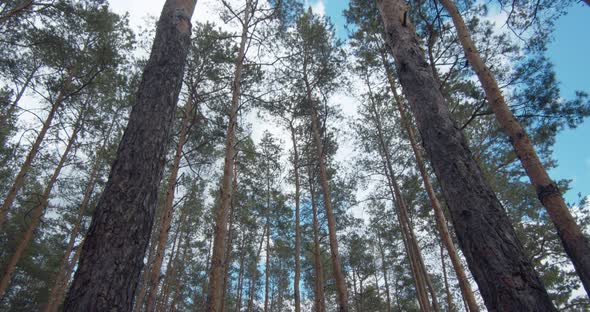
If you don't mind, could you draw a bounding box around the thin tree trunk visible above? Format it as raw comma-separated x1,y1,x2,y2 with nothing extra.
305,70,348,312
0,108,83,299
0,0,34,23
158,212,185,311
235,230,246,312
290,121,302,312
309,173,326,312
168,216,191,312
50,242,83,312
2,64,39,129
63,1,196,309
221,165,238,312
0,71,74,226
366,81,431,312
146,94,194,312
376,1,556,310
377,234,392,312
207,1,250,310
380,48,480,312
264,162,271,312
439,0,590,296
441,242,454,312
247,226,267,312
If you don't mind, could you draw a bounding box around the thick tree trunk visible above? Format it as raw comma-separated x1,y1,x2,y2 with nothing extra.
290,121,302,312
376,0,556,310
247,226,267,312
309,174,326,312
306,75,348,312
0,109,82,299
380,51,480,312
0,71,73,227
207,1,250,310
146,94,194,312
439,0,590,296
62,1,196,310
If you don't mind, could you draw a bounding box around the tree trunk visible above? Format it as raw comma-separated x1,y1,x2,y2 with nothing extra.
235,230,246,312
0,107,83,299
0,71,73,227
158,211,185,311
379,48,480,312
63,1,196,310
207,1,250,310
305,72,348,312
221,165,238,312
441,242,454,312
290,121,302,312
247,225,267,312
439,0,590,297
366,81,432,312
2,64,39,130
50,242,83,312
44,153,101,312
309,173,326,312
377,234,392,312
0,0,34,23
375,1,556,310
146,94,194,312
264,163,271,312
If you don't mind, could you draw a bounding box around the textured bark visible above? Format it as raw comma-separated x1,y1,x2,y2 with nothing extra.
309,173,326,312
62,1,196,310
0,71,73,227
376,0,556,310
0,109,82,299
145,94,194,312
206,1,250,310
380,47,480,312
290,121,302,312
439,0,590,296
306,72,348,312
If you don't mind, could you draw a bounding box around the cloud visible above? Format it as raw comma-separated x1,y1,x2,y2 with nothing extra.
305,0,325,16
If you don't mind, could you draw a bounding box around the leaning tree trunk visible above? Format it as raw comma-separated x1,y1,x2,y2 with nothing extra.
0,71,73,227
305,70,349,312
438,0,590,296
146,94,194,312
0,108,83,299
206,1,250,310
290,121,302,312
62,1,196,310
375,0,556,310
376,234,392,312
380,47,480,312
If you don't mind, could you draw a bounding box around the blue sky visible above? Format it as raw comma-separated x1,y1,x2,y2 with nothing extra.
309,0,589,203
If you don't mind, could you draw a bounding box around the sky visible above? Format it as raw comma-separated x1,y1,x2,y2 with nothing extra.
108,0,590,204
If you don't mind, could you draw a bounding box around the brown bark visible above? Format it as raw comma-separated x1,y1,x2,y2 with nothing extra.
169,229,190,312
247,226,267,312
63,1,196,310
0,109,83,299
146,94,194,312
206,1,250,310
235,230,246,312
290,121,302,312
306,69,348,312
376,0,556,310
439,0,590,296
309,172,326,312
158,210,186,311
380,51,480,312
0,71,73,227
